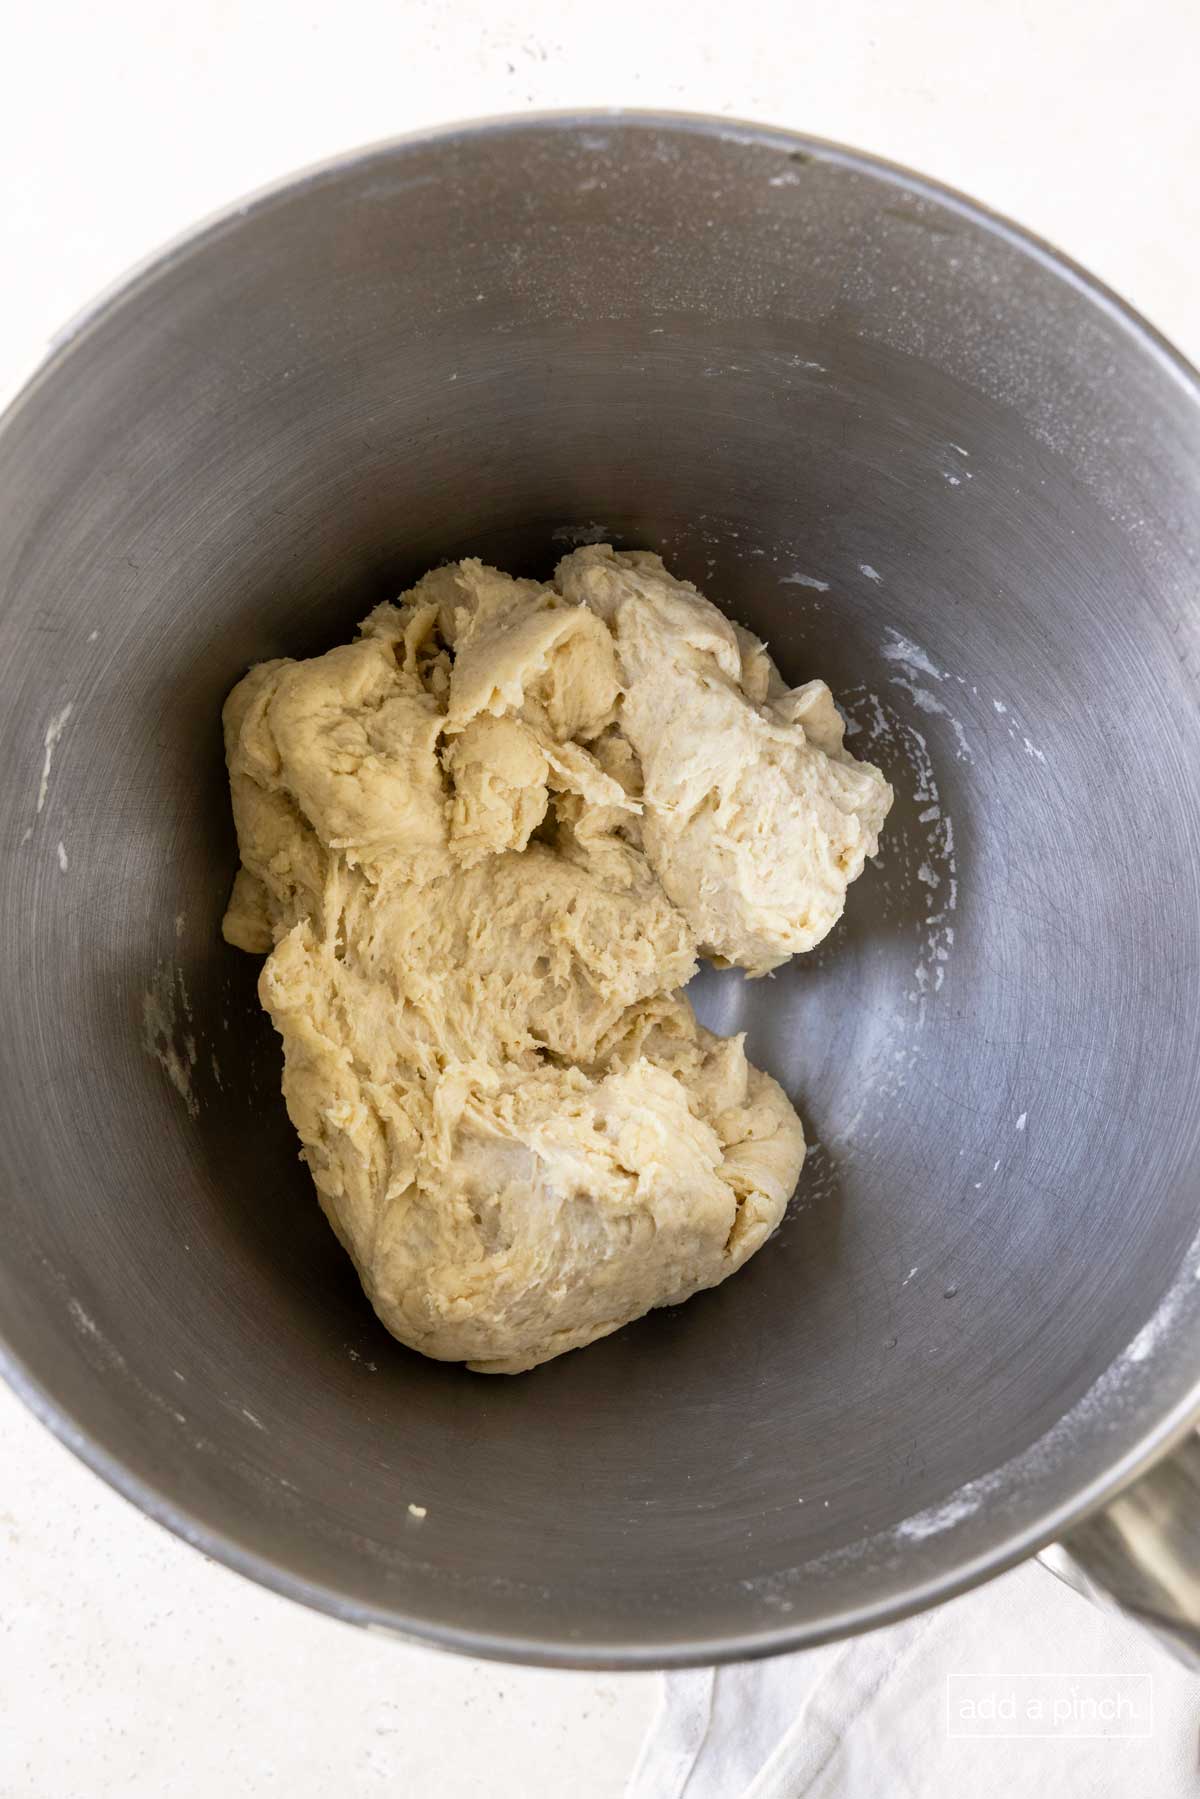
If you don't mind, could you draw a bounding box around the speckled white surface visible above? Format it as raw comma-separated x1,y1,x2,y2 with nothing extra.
1,2,1198,1793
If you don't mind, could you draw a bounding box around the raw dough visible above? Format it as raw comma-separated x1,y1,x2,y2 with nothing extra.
558,550,893,973
223,547,891,1373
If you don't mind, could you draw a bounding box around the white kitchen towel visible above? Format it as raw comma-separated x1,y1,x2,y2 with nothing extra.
626,1559,1199,1797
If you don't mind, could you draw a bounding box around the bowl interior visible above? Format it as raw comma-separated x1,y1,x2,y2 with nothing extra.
2,118,1200,1662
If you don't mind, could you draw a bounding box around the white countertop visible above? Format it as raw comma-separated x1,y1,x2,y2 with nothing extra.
2,2,1197,1792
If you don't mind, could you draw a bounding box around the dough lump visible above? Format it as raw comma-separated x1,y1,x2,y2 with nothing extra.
223,548,891,1372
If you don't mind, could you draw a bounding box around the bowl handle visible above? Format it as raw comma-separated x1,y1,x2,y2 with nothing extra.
1038,1431,1200,1667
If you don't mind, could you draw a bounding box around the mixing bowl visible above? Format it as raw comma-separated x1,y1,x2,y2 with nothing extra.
2,113,1200,1667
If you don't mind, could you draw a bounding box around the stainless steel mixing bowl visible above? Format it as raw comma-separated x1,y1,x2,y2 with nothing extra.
2,114,1200,1668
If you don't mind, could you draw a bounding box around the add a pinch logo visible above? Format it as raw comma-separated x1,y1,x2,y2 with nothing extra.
946,1673,1153,1739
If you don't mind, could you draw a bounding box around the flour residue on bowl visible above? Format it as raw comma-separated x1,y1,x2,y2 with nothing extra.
878,625,1052,776
881,631,942,683
142,959,199,1118
842,685,958,1021
67,1298,102,1341
894,1477,994,1541
881,628,974,764
36,701,74,813
550,521,611,546
740,1218,1200,1618
824,685,960,1154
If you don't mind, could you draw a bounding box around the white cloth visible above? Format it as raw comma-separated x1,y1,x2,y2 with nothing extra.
627,1560,1199,1797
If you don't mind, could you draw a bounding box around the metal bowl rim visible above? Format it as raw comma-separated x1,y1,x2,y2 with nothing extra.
3,107,1199,1669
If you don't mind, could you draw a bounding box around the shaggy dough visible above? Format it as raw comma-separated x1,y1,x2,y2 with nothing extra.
223,547,891,1372
558,549,892,973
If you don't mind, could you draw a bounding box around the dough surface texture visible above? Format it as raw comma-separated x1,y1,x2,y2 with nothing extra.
223,547,891,1372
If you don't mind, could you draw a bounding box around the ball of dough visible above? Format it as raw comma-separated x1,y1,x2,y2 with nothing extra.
223,551,891,1371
